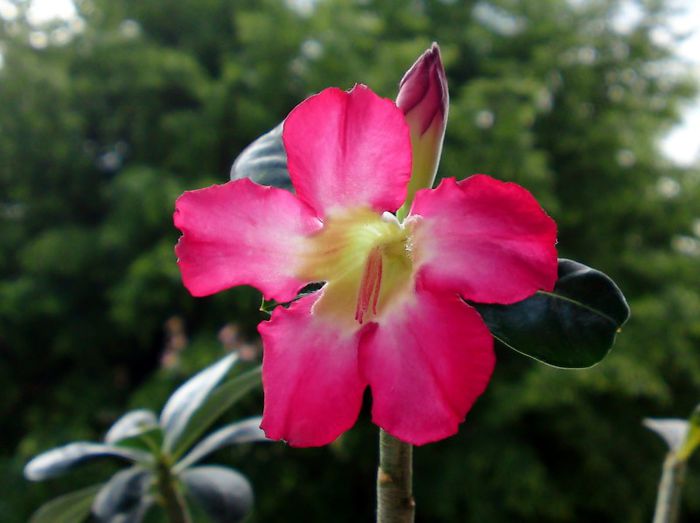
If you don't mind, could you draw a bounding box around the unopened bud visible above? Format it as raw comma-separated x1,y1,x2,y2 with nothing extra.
396,43,449,218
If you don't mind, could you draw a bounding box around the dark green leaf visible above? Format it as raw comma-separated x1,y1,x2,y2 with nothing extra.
112,426,164,454
473,259,630,368
160,354,238,453
175,417,267,471
181,466,253,523
105,410,163,453
29,483,103,523
92,467,152,522
170,366,262,461
24,443,152,481
230,123,290,189
260,297,277,315
105,410,158,444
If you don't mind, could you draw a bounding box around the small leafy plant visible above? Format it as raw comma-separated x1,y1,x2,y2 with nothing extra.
24,355,267,523
645,403,700,523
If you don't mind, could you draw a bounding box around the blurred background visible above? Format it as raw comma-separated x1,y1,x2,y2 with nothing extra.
1,0,699,521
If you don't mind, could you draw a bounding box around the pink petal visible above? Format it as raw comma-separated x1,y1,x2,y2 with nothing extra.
360,282,495,445
258,292,366,447
410,175,558,304
174,179,321,301
283,85,412,217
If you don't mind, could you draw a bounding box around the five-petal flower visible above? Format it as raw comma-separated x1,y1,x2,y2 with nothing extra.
174,84,557,447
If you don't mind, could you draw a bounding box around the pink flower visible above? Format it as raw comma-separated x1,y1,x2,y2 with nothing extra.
174,85,557,447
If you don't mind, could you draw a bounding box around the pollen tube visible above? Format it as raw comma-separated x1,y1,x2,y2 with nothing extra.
297,207,415,330
355,246,383,324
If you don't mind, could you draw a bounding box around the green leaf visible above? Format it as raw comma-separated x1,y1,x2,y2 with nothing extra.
160,354,238,453
113,426,165,454
29,483,103,523
678,404,700,461
230,123,290,189
643,418,689,452
260,297,277,315
473,259,630,368
181,466,253,523
644,405,700,462
24,443,152,481
170,366,262,461
105,409,163,452
175,417,267,471
92,466,153,522
105,409,158,443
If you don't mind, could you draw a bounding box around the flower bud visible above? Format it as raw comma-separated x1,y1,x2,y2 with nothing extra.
396,43,449,218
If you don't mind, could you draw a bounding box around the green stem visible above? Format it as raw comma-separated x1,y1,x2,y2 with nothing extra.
156,459,191,523
653,454,686,523
377,429,415,523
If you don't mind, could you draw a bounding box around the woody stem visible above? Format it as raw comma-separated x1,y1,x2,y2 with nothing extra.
377,429,415,523
653,453,686,523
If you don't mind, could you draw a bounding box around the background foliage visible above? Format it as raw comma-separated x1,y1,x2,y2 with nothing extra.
1,0,699,521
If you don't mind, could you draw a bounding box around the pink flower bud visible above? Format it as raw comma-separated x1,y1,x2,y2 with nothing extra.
396,43,449,218
397,42,448,136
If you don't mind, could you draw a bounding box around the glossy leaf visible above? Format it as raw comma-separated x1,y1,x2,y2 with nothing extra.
680,405,700,461
105,410,162,452
644,406,700,462
92,467,152,522
644,418,689,452
160,354,238,452
473,259,630,368
24,443,152,481
175,417,267,471
112,426,164,454
29,483,103,523
105,410,158,444
230,123,291,189
181,466,253,523
170,365,262,460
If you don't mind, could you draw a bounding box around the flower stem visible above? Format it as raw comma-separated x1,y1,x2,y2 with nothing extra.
377,429,415,523
653,453,687,523
156,459,192,523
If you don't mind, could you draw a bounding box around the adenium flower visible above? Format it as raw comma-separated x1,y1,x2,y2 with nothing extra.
174,85,557,447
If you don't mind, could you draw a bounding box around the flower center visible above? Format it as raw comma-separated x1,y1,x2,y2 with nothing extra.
297,207,415,329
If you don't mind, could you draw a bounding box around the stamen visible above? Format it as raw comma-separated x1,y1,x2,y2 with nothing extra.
354,246,383,324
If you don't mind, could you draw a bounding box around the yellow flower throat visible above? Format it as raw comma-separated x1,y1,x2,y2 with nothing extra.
297,208,416,328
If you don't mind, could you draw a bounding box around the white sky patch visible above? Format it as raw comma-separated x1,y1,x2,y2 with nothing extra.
0,0,18,20
650,0,700,165
26,0,76,25
660,1,700,165
614,0,700,165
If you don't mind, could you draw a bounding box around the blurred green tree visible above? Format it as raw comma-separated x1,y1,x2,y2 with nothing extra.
1,0,698,521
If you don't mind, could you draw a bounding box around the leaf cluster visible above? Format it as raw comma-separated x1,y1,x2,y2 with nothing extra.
24,356,266,523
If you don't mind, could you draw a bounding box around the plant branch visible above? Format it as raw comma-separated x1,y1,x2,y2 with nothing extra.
377,429,415,523
156,459,191,523
653,453,687,523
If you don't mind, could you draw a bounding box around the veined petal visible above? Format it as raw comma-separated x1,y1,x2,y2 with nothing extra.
360,282,495,445
174,179,321,301
258,292,366,447
410,175,558,304
283,85,412,217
